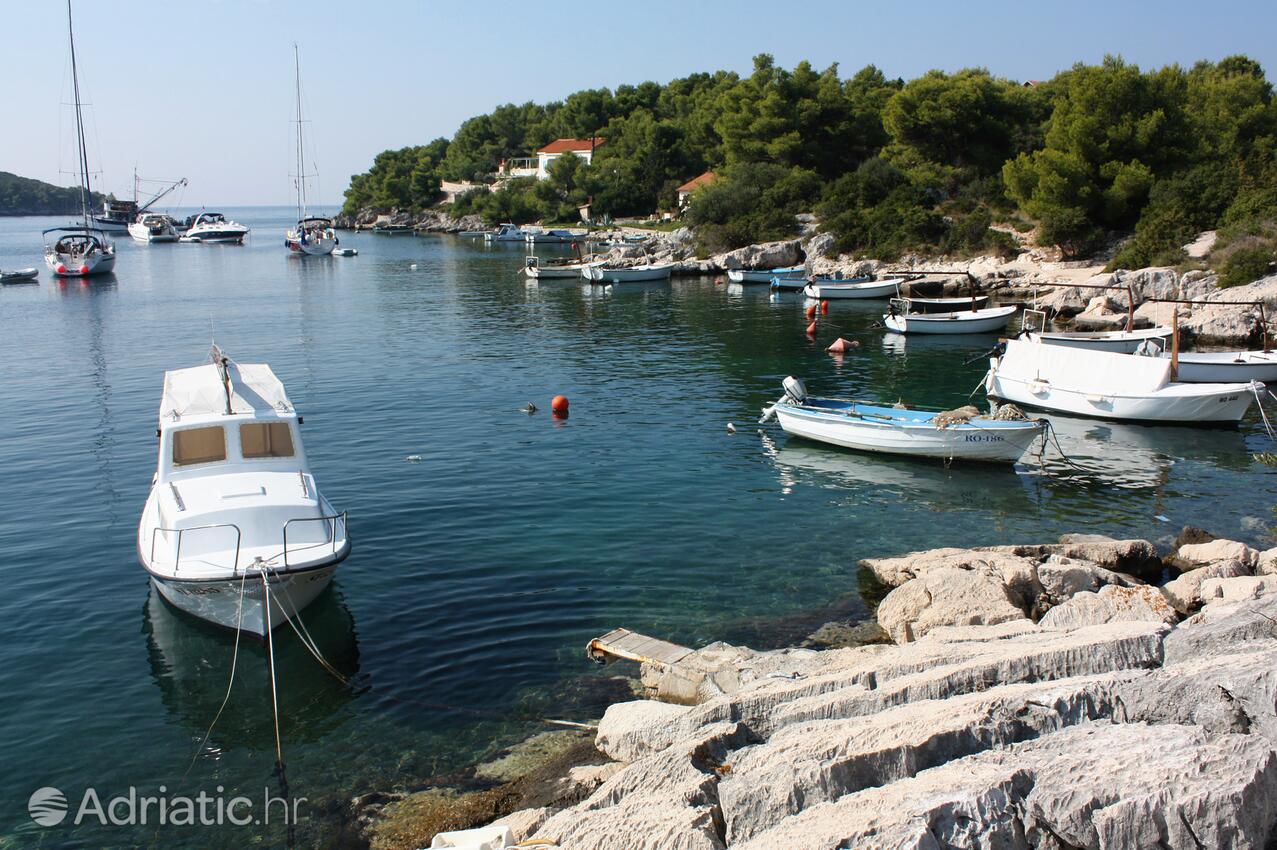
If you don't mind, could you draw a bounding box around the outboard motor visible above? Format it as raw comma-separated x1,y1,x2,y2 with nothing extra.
1133,338,1164,358
782,376,808,405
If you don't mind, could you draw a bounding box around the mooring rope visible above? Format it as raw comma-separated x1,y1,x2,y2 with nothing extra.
260,574,295,849
1252,384,1276,441
183,572,248,777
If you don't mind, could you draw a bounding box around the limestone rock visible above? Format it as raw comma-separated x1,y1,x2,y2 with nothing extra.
1164,594,1277,664
802,231,835,260
859,547,1041,609
1174,538,1260,570
1260,547,1277,575
876,568,1026,643
490,807,552,843
1071,295,1132,330
1036,555,1138,611
991,535,1162,581
1038,584,1178,630
1183,230,1217,259
1200,574,1277,606
1161,559,1251,613
715,239,802,271
596,701,690,763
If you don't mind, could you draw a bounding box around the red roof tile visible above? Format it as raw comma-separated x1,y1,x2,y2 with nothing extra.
537,138,604,155
677,171,716,193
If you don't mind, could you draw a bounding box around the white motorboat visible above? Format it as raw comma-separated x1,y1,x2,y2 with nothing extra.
984,337,1260,423
283,46,337,257
181,212,249,244
728,266,805,284
804,277,906,300
761,376,1046,463
903,295,989,313
525,228,585,244
484,223,528,242
583,263,674,283
128,212,179,243
1,267,39,283
524,255,601,279
884,302,1017,334
137,345,350,636
1160,349,1277,384
45,2,116,277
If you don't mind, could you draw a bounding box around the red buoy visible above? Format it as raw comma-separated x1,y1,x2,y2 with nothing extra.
826,337,860,354
56,264,66,274
820,300,829,315
551,395,570,417
805,303,817,320
79,265,90,275
806,320,818,336
715,278,724,286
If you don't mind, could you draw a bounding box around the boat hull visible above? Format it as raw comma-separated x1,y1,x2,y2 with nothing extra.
45,249,115,276
1032,327,1171,354
774,403,1043,462
885,306,1016,334
287,237,337,256
987,368,1257,423
583,264,673,283
92,217,131,233
527,265,590,279
804,280,899,299
1165,351,1277,383
1,268,39,283
904,295,990,313
182,230,247,244
728,267,804,283
149,562,339,637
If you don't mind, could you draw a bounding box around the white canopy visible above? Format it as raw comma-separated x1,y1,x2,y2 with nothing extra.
160,361,293,422
998,337,1172,393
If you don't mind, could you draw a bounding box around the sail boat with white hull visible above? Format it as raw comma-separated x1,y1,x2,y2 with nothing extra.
285,45,337,256
44,0,116,278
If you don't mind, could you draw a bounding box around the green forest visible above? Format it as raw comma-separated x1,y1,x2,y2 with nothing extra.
343,55,1277,281
0,171,105,217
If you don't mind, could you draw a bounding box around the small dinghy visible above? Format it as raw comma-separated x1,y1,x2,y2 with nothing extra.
902,294,989,313
524,255,601,279
1161,349,1277,383
1,267,39,283
728,266,805,284
985,337,1261,423
761,377,1046,463
333,247,358,257
884,301,1017,334
1030,327,1172,353
804,277,905,300
583,262,674,283
137,345,350,636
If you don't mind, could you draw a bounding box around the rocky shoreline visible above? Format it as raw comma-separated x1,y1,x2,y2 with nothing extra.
340,208,1276,346
354,529,1277,849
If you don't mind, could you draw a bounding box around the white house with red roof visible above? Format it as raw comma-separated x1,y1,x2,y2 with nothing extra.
535,137,603,178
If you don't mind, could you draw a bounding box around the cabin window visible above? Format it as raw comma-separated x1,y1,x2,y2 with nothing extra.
172,426,227,466
240,422,295,459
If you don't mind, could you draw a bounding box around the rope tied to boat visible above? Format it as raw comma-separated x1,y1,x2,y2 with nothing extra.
260,573,296,849
1252,383,1276,441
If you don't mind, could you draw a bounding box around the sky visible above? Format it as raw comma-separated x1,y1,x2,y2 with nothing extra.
3,0,1275,208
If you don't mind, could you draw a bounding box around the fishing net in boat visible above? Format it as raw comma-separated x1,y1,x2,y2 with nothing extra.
991,403,1029,421
933,405,980,429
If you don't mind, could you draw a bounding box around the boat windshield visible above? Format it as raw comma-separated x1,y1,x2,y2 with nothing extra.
172,426,227,466
239,422,294,458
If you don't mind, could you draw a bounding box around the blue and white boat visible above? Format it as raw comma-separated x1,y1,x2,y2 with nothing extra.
770,273,874,291
728,266,805,284
762,377,1046,463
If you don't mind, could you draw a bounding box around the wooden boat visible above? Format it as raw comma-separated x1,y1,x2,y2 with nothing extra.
582,263,674,283
727,266,805,284
1,268,39,283
884,303,1017,334
804,277,906,300
1031,326,1172,353
524,255,601,279
762,377,1046,463
1161,350,1277,384
902,295,989,313
985,337,1260,423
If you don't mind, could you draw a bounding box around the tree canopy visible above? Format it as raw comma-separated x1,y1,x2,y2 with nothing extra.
344,53,1277,270
0,171,106,217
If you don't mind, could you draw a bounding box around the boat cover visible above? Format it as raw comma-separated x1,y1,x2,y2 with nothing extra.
160,362,292,420
997,338,1172,393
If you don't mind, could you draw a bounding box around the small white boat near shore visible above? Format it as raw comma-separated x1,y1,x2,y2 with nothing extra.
1159,349,1277,384
583,263,674,283
728,266,805,284
524,255,601,279
137,345,350,636
804,277,905,300
484,223,528,242
985,337,1260,423
1030,326,1172,354
903,295,989,313
884,303,1017,334
762,377,1046,463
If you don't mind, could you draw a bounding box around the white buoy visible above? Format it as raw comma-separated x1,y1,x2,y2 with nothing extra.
727,422,737,433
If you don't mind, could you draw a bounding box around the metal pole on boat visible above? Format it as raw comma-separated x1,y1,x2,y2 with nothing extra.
1125,282,1135,333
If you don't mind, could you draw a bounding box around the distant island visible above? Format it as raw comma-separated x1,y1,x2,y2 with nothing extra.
0,170,106,217
342,54,1277,283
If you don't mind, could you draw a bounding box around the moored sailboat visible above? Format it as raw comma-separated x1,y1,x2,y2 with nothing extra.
285,45,337,256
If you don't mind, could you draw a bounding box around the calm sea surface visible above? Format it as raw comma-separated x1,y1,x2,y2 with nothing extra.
1,207,1274,846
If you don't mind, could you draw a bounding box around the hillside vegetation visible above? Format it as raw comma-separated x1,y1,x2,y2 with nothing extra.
0,171,105,216
343,55,1277,275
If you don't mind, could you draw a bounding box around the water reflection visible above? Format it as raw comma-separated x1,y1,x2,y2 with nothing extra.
143,585,362,752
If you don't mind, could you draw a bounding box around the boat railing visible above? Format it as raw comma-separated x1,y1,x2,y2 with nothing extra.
1022,308,1048,335
150,523,242,575
282,511,347,568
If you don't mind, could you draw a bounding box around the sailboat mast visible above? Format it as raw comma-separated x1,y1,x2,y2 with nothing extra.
67,0,92,228
293,44,307,221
